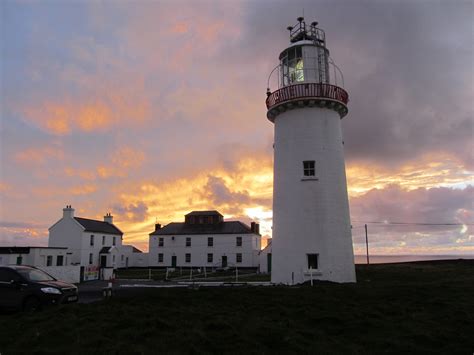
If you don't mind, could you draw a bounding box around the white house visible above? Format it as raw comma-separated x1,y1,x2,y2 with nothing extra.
149,211,261,269
49,205,145,281
258,240,272,274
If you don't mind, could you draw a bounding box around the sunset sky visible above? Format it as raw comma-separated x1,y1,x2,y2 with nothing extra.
1,0,472,254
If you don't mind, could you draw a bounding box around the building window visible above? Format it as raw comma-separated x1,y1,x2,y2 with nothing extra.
112,255,116,263
158,253,164,263
90,235,94,246
236,236,242,247
185,253,191,263
208,237,213,247
303,161,315,176
56,255,64,266
16,256,22,265
46,256,53,266
186,237,191,247
158,238,164,247
236,253,242,263
307,254,319,269
89,253,93,265
102,236,106,245
121,254,124,261
207,253,213,263
112,237,116,246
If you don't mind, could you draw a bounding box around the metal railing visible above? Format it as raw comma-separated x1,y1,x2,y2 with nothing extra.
266,83,349,110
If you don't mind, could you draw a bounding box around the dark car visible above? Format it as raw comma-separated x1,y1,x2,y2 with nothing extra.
0,265,78,311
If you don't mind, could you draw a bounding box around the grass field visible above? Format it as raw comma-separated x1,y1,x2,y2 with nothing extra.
1,260,473,354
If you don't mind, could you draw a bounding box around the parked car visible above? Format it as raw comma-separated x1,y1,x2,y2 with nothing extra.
0,265,78,311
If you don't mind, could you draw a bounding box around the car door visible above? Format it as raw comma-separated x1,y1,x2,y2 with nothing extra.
0,268,23,308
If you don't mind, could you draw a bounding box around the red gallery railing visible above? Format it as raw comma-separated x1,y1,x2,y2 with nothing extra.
266,83,349,110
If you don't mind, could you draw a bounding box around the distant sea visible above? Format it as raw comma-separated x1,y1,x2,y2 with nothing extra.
354,255,474,264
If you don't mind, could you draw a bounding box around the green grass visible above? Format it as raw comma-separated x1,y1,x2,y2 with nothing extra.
1,260,473,354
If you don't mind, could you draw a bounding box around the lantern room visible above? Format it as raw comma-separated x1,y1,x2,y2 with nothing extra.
279,18,330,86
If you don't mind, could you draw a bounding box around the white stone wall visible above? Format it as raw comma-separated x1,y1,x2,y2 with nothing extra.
271,106,356,284
41,265,81,284
259,243,272,274
149,233,261,268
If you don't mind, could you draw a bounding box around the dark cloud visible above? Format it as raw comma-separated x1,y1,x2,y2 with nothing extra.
239,0,473,168
350,185,473,250
203,175,251,206
112,202,148,222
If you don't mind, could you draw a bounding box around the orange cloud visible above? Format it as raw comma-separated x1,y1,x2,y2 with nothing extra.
76,102,113,132
15,146,64,165
97,146,146,179
70,184,98,195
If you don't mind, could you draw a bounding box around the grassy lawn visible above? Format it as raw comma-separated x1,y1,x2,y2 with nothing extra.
1,260,473,354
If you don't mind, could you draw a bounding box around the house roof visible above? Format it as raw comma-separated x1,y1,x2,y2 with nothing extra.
0,246,67,254
185,210,223,217
74,217,123,235
150,221,257,236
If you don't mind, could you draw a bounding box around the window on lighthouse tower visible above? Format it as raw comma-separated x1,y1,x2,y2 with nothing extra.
303,161,315,176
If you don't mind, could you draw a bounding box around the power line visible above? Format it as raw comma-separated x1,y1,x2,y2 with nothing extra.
352,221,473,226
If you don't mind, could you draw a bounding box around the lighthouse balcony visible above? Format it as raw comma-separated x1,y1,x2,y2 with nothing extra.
266,83,349,121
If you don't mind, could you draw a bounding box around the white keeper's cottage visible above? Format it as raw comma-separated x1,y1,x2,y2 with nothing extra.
49,205,146,281
149,211,261,269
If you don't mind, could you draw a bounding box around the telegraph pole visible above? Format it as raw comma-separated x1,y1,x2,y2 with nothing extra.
365,224,370,265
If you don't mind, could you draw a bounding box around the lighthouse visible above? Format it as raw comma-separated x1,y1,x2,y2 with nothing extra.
266,18,356,284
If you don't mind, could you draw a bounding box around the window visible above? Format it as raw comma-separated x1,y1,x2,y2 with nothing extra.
186,237,191,247
112,237,116,246
90,235,95,246
303,161,315,176
185,253,191,263
236,237,242,247
16,256,22,265
236,253,242,263
158,238,164,247
56,255,64,266
121,254,124,261
89,253,93,265
113,255,116,263
102,236,106,245
208,237,213,247
158,253,164,263
207,253,213,263
46,256,53,266
307,254,319,269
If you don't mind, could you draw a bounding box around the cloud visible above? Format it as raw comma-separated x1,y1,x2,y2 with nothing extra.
97,146,146,179
112,201,148,222
350,184,474,254
15,145,64,166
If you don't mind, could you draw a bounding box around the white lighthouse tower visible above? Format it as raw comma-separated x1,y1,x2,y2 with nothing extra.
266,18,356,284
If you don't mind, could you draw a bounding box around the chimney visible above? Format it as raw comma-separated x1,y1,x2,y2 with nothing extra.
251,222,260,234
63,205,74,219
104,212,113,224
155,223,161,231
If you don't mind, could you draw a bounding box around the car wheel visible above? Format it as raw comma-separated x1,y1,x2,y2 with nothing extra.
23,297,41,312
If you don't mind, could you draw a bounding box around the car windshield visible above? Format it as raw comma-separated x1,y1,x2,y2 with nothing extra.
18,269,55,282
